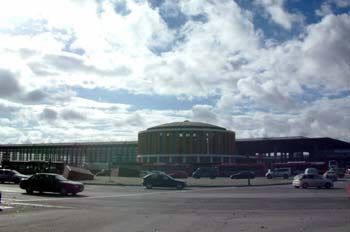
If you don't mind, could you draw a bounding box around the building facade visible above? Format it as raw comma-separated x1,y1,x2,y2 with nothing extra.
1,121,350,170
0,142,137,169
137,121,237,164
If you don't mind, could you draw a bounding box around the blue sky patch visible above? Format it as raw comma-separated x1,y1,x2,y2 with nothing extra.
74,87,216,110
114,0,132,16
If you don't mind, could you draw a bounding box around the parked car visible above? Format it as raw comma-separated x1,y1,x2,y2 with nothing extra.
230,171,255,179
143,173,186,190
192,167,219,179
265,168,291,179
292,174,333,189
20,173,84,195
0,169,28,184
323,169,338,181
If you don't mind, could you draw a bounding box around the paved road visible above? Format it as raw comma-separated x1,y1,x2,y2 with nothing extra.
1,181,350,232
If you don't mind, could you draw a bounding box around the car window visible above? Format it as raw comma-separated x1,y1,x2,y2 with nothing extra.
29,175,39,181
55,175,67,181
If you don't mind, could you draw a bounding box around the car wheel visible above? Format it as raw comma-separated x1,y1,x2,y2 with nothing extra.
0,181,4,184
210,176,216,179
176,183,184,190
26,187,33,194
72,192,77,196
325,183,331,189
146,183,152,189
60,187,67,196
266,175,272,179
302,183,308,189
294,186,300,188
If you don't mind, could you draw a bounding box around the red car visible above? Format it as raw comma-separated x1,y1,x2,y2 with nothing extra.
20,173,84,196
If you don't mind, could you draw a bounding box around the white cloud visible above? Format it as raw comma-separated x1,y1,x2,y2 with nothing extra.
299,14,350,91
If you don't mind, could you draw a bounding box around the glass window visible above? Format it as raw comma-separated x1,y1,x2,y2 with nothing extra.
55,175,67,181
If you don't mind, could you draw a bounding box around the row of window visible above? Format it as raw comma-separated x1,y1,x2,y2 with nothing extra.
0,146,137,156
138,131,235,155
139,156,232,164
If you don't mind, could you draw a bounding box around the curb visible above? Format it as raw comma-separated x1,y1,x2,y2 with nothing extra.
83,182,292,188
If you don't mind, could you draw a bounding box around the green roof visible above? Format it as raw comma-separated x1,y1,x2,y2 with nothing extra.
147,121,226,131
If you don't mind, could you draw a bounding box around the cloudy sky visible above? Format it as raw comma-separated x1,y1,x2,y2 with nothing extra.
0,0,349,144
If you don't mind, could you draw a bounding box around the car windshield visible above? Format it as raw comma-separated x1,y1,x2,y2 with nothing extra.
55,175,67,181
11,170,20,174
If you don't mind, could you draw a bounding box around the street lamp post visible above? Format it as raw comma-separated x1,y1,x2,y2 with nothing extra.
247,154,251,186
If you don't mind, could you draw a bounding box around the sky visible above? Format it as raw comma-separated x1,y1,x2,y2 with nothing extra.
0,0,349,144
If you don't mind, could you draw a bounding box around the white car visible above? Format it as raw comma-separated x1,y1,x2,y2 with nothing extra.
293,174,333,189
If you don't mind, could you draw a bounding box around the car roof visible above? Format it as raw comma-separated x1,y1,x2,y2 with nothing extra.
34,173,60,176
143,172,171,178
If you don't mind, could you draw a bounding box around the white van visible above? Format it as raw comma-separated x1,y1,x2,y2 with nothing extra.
265,168,291,179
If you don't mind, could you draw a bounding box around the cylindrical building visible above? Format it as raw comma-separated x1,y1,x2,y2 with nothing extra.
137,121,236,164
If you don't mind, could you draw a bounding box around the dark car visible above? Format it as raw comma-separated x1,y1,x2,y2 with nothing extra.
192,167,219,179
0,169,28,184
143,173,186,190
20,173,84,195
230,171,255,179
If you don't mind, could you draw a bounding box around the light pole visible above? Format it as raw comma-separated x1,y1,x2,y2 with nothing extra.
246,154,251,186
206,137,209,155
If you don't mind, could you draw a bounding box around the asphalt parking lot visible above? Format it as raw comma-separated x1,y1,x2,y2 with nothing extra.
1,181,350,232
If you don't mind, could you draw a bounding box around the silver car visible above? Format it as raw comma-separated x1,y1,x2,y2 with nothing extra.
292,174,333,189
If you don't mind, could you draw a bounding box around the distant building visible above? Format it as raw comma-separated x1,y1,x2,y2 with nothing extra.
1,121,350,169
137,121,237,164
236,137,350,167
0,141,137,169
